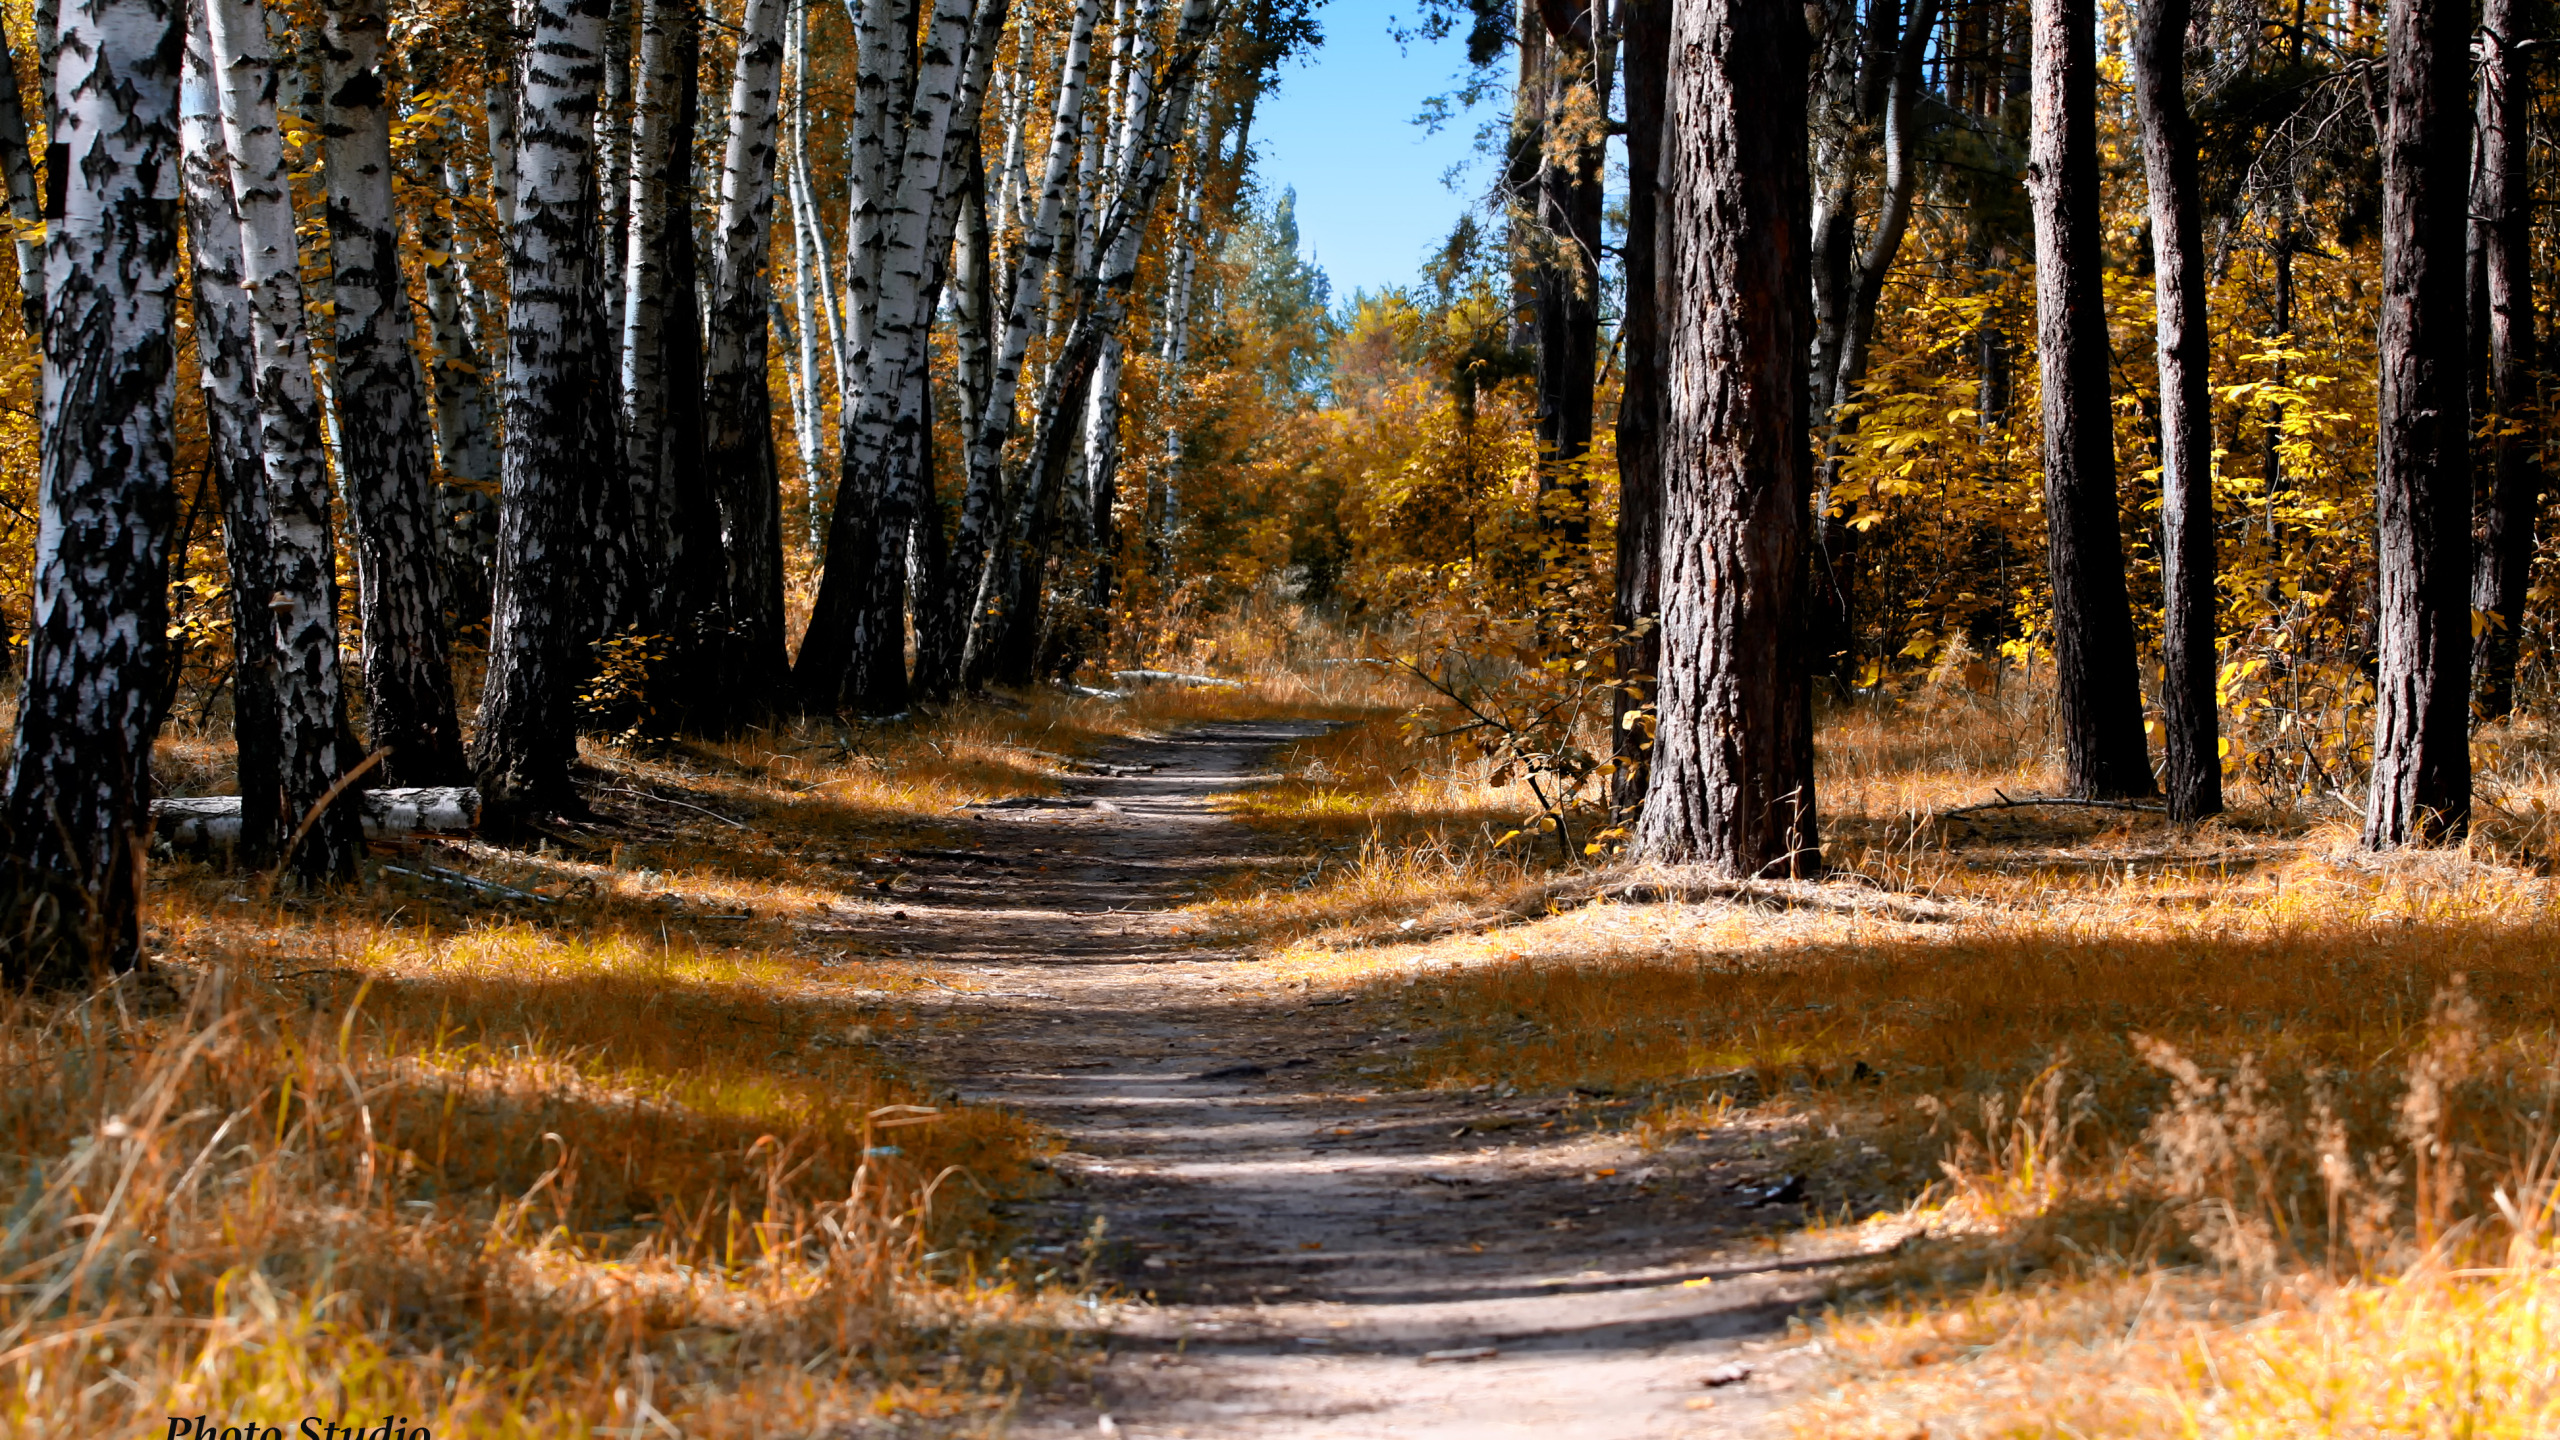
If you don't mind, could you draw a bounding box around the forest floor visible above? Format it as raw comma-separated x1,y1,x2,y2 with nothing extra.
30,646,2560,1437
875,719,1857,1439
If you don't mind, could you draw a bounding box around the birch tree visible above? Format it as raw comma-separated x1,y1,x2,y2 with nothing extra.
207,0,363,883
179,0,282,870
700,0,791,716
320,0,471,786
0,19,46,340
418,137,500,625
3,0,183,977
473,0,611,827
794,0,1005,710
620,0,719,707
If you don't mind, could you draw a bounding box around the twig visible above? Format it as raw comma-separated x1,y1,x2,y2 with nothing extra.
595,785,748,829
380,864,554,904
1937,788,2168,820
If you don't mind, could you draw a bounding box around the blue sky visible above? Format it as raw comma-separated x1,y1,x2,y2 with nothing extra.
1246,2,1501,299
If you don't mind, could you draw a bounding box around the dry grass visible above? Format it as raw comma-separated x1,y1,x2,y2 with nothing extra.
1,652,1376,1439
1231,658,2560,1437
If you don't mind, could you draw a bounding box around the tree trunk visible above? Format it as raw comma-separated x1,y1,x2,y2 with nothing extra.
1630,0,1817,876
1611,0,1666,816
622,0,714,713
179,0,282,870
473,0,611,829
2364,0,2472,846
2025,0,2152,800
947,0,1102,674
319,0,470,787
419,144,499,629
2133,0,2220,820
0,17,46,341
916,146,995,696
2469,0,2538,721
1528,1,1608,564
207,0,362,883
4,0,182,977
701,0,792,720
796,0,1002,713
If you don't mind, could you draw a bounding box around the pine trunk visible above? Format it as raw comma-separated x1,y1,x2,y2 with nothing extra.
4,0,183,977
700,0,791,720
1611,0,1667,815
179,0,282,870
473,0,611,829
2469,0,2538,721
2026,0,2153,800
320,0,470,787
207,0,362,883
1629,0,1817,876
2364,0,2472,845
2133,0,2220,820
1528,5,1606,562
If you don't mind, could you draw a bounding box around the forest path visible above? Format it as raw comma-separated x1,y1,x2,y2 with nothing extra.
871,720,1861,1439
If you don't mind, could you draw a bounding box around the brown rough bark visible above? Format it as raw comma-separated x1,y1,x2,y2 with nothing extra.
1611,0,1666,815
2469,0,2538,722
2133,0,2220,820
2026,0,2154,800
1630,0,1818,877
2364,0,2471,846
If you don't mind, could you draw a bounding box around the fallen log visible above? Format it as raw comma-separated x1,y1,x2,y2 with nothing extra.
1109,669,1244,689
154,787,479,851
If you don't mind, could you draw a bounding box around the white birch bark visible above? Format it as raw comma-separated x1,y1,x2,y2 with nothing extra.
472,0,610,824
792,0,998,707
622,0,691,600
179,0,283,868
5,0,182,973
842,0,918,360
598,0,635,331
784,0,850,420
206,0,359,883
701,0,792,709
420,142,498,621
949,0,1100,619
484,38,518,229
320,0,469,786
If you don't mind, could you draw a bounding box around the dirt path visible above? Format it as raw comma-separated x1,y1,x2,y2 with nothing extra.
865,721,1876,1439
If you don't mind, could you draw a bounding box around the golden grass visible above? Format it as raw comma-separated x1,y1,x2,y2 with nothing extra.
6,652,1389,1440
1229,659,2560,1437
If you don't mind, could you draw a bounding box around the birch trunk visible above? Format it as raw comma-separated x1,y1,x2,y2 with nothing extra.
420,146,499,626
844,0,920,360
320,0,470,787
946,0,1102,658
970,0,1210,687
473,0,610,827
621,0,716,706
795,0,1004,711
180,0,282,870
485,38,519,229
915,145,995,696
207,0,362,883
4,0,182,976
700,0,791,718
0,19,46,340
598,0,635,333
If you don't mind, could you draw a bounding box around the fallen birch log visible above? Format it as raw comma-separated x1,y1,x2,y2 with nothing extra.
1109,669,1244,689
154,787,479,850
